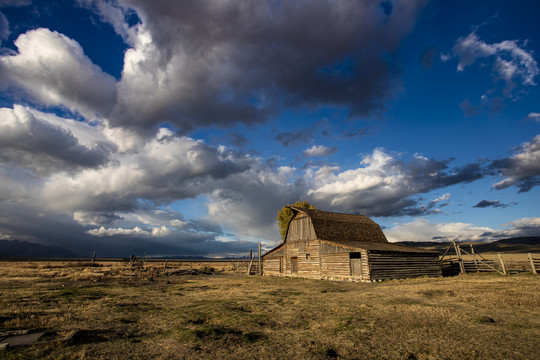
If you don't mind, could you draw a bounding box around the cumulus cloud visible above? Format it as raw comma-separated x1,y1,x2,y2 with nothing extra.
102,0,428,133
207,164,306,247
307,149,481,216
40,130,252,213
0,28,117,118
0,105,111,175
303,145,337,158
490,134,540,192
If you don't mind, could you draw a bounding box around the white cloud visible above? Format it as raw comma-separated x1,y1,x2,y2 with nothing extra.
491,134,540,192
302,145,337,158
88,226,149,237
528,112,540,122
386,217,540,243
386,219,494,243
452,30,539,96
0,28,117,118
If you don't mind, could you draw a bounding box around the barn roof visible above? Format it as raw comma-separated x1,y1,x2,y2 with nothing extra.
319,239,436,254
289,207,388,243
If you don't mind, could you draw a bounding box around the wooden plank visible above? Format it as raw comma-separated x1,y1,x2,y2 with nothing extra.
498,254,507,276
529,253,538,274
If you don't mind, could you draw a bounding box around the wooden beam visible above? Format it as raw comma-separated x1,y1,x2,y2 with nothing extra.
453,241,465,274
247,254,254,275
498,254,507,275
258,242,262,276
469,244,478,267
440,242,453,261
529,253,537,274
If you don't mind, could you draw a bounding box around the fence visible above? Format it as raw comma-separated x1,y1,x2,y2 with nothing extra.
440,242,539,276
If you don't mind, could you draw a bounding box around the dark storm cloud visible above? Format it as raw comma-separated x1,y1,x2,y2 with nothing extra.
108,0,428,133
0,201,258,257
473,200,513,208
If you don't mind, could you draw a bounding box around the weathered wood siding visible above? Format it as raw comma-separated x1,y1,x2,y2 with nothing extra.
368,252,441,280
283,214,320,277
262,246,285,275
286,214,317,242
320,242,369,280
320,253,350,278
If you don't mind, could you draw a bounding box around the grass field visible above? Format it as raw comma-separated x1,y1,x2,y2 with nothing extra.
0,261,539,359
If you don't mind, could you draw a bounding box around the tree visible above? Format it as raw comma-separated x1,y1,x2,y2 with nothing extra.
276,201,317,241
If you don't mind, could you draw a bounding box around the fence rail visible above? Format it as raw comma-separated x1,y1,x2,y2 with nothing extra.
441,253,539,276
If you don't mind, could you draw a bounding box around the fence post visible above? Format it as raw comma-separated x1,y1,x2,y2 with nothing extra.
247,254,254,275
258,242,262,276
470,244,478,268
453,241,465,274
92,251,96,263
498,254,507,275
529,253,537,274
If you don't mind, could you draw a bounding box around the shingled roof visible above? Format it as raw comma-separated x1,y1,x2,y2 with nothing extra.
289,207,388,244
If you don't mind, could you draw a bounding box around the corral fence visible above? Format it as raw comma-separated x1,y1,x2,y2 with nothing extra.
440,241,539,276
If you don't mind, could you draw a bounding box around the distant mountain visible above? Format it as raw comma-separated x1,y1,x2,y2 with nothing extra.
398,236,540,254
0,240,82,258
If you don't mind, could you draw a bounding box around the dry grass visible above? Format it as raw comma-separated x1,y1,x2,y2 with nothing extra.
0,261,539,359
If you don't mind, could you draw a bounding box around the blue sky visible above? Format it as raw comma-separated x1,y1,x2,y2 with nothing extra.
0,0,539,257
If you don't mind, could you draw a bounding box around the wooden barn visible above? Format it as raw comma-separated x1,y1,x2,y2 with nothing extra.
263,207,441,281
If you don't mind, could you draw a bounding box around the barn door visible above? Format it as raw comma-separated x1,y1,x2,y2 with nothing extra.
350,253,362,278
291,257,298,274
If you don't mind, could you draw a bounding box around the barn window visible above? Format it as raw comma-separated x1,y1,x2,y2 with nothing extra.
306,254,310,260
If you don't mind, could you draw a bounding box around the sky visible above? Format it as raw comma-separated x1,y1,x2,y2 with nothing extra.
0,0,539,258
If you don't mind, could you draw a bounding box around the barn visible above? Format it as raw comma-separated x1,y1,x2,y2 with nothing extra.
263,207,441,281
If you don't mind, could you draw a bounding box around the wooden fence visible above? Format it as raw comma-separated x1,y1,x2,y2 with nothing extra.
440,244,539,276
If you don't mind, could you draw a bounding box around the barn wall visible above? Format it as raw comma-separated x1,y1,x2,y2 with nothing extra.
368,252,441,280
262,246,285,275
283,215,320,278
286,214,317,242
319,243,370,280
320,253,350,278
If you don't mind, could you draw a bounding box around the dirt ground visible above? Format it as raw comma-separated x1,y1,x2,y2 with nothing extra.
0,261,539,359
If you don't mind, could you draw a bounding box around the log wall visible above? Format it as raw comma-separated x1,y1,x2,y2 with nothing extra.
262,246,285,275
368,252,441,280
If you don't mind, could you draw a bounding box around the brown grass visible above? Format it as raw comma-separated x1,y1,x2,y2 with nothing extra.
0,261,539,359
